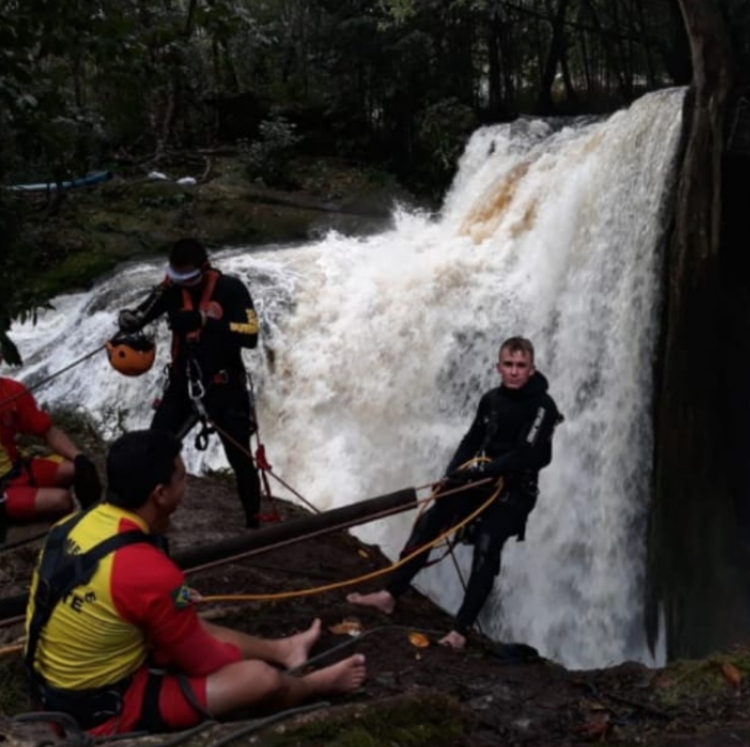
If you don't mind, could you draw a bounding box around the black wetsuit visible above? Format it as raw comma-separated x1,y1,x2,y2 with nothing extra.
130,269,262,528
387,371,561,635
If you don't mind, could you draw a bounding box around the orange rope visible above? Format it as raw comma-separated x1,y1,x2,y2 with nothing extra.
0,642,23,657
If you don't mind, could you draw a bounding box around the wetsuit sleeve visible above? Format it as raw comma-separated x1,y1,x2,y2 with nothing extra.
112,548,241,676
123,282,172,329
444,393,491,475
15,385,53,435
483,398,559,476
204,277,258,350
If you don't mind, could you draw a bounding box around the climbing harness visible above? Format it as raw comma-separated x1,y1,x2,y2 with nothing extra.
178,355,282,523
179,268,220,346
185,356,214,452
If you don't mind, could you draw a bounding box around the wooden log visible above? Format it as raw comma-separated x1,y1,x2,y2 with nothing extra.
0,488,417,625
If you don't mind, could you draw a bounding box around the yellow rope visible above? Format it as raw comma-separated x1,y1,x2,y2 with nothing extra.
197,477,503,604
415,456,492,519
0,473,503,658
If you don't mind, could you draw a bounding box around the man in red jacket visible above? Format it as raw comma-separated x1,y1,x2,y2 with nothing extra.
0,363,101,528
25,429,366,734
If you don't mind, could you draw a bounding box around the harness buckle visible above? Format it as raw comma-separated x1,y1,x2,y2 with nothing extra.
188,376,205,404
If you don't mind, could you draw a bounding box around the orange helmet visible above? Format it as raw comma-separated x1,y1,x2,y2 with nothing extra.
105,332,156,377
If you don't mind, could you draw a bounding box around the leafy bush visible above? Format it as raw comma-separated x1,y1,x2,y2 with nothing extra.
240,116,301,189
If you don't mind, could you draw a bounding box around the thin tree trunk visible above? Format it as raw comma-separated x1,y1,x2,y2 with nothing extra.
184,0,198,37
634,0,656,88
581,0,629,99
559,41,577,104
536,0,571,113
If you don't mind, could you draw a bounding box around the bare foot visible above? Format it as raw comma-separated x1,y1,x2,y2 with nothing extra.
346,590,396,614
306,653,367,694
281,618,322,670
438,630,466,650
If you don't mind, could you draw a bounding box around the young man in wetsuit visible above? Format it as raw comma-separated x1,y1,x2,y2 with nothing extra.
348,336,561,650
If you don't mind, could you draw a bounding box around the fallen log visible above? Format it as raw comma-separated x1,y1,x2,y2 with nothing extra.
0,487,417,625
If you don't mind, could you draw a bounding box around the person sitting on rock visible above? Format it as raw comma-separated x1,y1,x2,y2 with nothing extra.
24,429,367,735
1,358,102,530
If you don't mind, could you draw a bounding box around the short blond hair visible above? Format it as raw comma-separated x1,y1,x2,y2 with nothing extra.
499,336,535,364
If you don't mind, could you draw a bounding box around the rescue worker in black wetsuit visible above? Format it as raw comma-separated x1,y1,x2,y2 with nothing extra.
348,336,562,649
117,238,262,528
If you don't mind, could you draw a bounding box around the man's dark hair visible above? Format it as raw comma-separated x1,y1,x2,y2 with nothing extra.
106,430,182,509
500,336,535,363
169,238,208,268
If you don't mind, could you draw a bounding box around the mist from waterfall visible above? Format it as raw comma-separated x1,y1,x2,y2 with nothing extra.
2,87,685,669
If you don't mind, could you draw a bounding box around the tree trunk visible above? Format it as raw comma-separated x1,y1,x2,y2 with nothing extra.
487,4,503,118
536,0,571,114
648,0,737,660
581,0,629,99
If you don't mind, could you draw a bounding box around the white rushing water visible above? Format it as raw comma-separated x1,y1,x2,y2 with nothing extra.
2,88,685,668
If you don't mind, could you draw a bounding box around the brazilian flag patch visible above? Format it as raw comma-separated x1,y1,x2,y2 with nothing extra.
171,584,192,610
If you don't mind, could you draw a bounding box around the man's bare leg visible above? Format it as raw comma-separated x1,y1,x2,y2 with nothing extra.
204,618,323,670
206,654,367,716
52,459,75,487
346,590,396,614
34,488,74,518
438,630,466,650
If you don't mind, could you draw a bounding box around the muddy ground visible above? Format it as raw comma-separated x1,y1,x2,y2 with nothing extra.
3,467,750,747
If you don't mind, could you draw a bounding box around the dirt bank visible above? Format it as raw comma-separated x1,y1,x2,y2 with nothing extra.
3,462,750,747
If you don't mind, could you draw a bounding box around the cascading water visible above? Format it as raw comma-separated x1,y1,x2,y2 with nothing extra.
2,87,685,669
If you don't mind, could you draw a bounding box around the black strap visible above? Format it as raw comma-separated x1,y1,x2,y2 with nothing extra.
177,673,214,721
0,495,6,545
25,513,161,682
134,670,166,732
1,461,23,543
21,457,37,487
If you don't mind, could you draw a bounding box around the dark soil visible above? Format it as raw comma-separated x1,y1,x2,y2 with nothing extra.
3,468,750,747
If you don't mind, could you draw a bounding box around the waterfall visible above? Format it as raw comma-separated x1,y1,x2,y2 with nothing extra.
1,88,685,669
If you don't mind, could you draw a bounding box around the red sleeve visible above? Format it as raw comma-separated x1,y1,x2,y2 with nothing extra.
10,381,52,435
111,545,241,676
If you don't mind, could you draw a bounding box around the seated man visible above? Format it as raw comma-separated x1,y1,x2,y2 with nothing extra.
347,336,562,650
24,429,366,735
1,365,101,529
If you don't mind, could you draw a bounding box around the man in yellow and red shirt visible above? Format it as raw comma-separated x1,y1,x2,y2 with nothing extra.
25,429,366,735
0,366,101,527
